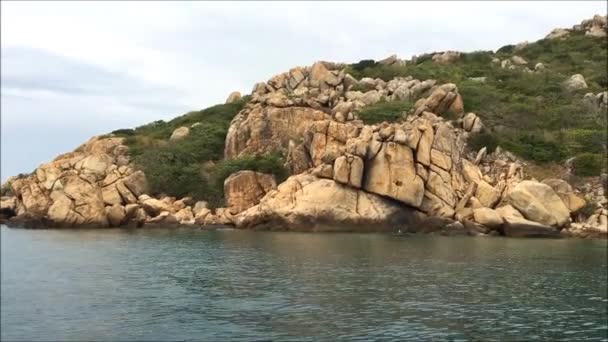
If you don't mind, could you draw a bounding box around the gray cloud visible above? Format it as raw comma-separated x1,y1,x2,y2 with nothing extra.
1,1,606,181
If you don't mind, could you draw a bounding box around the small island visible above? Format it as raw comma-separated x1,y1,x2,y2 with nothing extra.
1,15,606,239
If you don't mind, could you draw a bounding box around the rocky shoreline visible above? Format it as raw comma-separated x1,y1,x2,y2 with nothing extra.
2,16,607,239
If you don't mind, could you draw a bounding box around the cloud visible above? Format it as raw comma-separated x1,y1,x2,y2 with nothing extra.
1,1,606,180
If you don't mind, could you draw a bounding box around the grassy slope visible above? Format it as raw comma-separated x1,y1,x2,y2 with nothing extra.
346,32,607,176
111,96,286,204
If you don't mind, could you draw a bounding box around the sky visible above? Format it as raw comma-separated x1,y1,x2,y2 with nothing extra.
1,1,606,181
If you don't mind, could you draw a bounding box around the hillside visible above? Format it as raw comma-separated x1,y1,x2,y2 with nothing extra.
1,15,606,237
104,15,606,205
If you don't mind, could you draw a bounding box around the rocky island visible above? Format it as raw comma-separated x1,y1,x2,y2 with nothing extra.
1,15,607,238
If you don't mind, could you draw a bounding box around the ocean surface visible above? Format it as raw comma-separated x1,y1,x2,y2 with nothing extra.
1,225,607,341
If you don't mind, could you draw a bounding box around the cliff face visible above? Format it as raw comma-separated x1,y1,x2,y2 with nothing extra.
1,15,607,237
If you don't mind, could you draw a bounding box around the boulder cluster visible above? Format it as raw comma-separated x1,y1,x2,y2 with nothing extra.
0,137,239,228
234,107,592,237
583,91,608,110
546,15,607,39
225,61,463,161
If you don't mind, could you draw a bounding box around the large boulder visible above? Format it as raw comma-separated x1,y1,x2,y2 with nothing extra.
225,105,328,159
105,204,126,227
236,174,424,231
564,74,588,91
541,178,586,213
363,142,425,208
472,208,503,230
224,170,277,214
170,127,190,141
47,175,108,227
432,51,460,64
140,196,174,217
122,171,148,197
503,216,560,238
507,181,570,227
225,91,242,104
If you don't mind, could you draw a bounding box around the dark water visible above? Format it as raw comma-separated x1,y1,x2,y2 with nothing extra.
1,225,607,341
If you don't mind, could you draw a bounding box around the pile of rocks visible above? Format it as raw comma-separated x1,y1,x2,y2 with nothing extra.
492,55,540,74
235,104,587,237
583,91,608,110
432,51,461,64
0,136,239,228
546,14,607,39
224,60,463,160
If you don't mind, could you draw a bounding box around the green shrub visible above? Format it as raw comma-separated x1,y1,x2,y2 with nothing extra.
356,100,413,124
124,97,250,201
496,44,515,54
345,64,409,82
501,133,566,163
0,183,12,196
563,129,607,155
467,132,499,153
573,153,606,177
111,128,135,136
213,153,288,192
351,59,377,71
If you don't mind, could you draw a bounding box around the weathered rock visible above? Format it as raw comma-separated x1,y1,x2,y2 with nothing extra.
473,208,503,230
236,174,424,231
225,91,242,104
507,181,570,227
170,127,190,141
542,178,586,213
420,191,455,218
122,171,148,197
564,74,588,91
194,207,211,224
333,155,364,188
503,216,560,238
495,205,524,219
225,105,327,159
363,142,425,208
311,164,334,179
224,170,277,214
416,120,434,166
140,197,174,217
146,211,178,225
174,207,195,224
101,185,123,206
475,181,501,208
432,51,460,64
192,201,209,215
105,204,126,227
511,55,528,65
546,28,570,40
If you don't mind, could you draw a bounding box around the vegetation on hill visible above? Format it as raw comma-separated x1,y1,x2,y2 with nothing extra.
357,99,413,124
111,96,286,205
346,32,607,176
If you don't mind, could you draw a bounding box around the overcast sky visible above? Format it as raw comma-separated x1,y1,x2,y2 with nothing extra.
1,1,606,181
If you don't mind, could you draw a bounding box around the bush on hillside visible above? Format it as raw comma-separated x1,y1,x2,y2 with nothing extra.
467,132,499,154
501,133,566,163
573,153,605,177
122,97,250,202
356,100,413,124
212,153,288,192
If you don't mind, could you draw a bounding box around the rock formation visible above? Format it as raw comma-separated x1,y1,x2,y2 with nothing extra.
546,15,607,39
2,15,606,239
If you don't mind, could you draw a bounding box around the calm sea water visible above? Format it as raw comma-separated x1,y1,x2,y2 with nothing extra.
1,225,607,341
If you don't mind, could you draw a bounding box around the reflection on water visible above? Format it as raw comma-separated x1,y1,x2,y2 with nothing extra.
1,226,607,341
